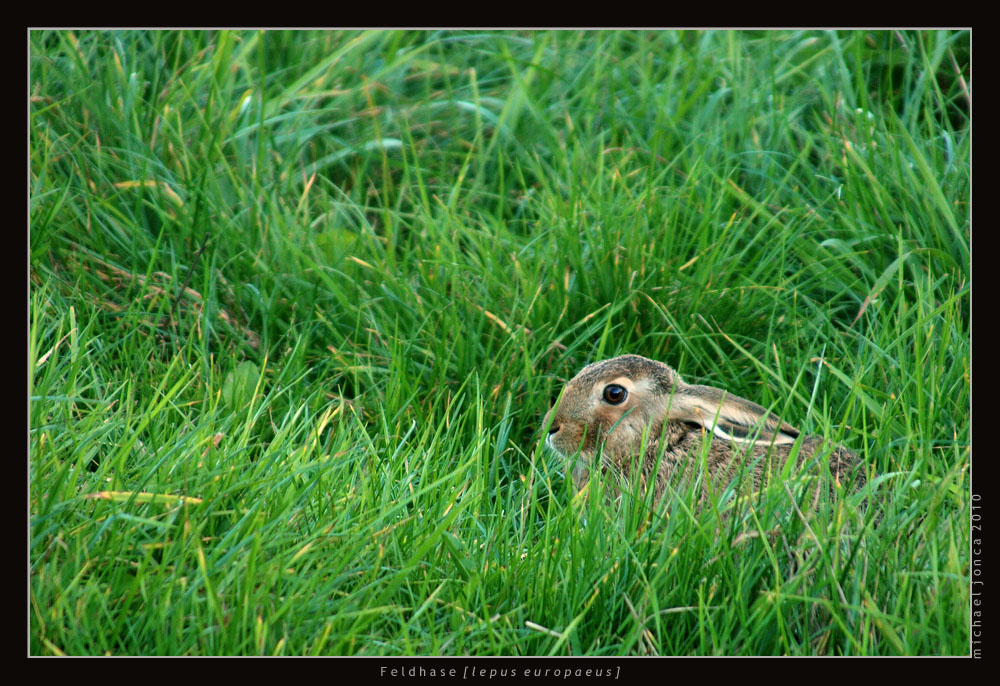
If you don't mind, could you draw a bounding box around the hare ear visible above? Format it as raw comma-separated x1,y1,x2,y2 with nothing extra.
667,384,800,446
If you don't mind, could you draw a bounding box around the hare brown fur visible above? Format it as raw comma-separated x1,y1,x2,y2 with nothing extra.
543,355,861,504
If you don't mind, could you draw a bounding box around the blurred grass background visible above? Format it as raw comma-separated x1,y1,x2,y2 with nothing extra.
30,30,969,655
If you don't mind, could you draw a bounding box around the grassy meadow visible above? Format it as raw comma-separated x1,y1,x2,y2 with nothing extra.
29,30,970,656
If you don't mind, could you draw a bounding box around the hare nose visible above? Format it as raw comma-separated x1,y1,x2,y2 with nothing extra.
547,423,560,435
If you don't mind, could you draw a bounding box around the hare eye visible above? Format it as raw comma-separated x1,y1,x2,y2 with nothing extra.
602,384,627,405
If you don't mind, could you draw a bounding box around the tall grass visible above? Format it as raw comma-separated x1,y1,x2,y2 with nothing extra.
29,29,970,655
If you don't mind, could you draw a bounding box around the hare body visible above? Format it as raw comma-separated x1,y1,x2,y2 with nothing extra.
544,355,861,503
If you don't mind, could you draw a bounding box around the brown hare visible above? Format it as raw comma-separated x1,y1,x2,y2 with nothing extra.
543,354,862,505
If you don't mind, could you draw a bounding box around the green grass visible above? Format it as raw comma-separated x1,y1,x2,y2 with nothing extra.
29,29,970,656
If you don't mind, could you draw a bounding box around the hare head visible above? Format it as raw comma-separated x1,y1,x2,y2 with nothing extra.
543,354,859,501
